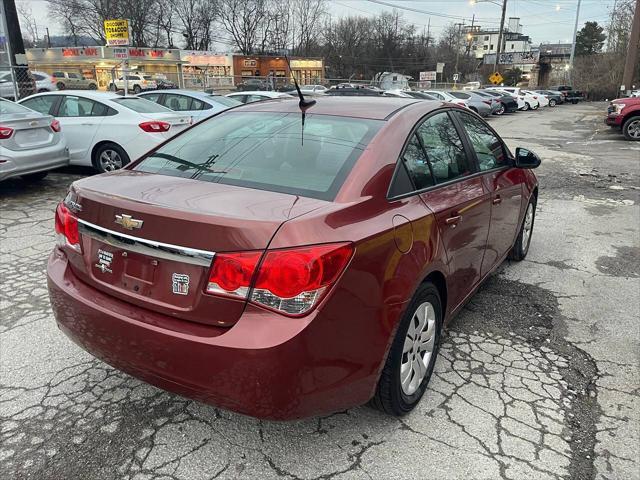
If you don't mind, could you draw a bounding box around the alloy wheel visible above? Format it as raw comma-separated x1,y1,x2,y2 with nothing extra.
522,202,534,253
99,149,123,172
496,104,505,115
400,301,437,396
626,119,640,139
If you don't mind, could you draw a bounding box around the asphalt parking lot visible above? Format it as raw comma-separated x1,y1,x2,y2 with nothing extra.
1,102,638,480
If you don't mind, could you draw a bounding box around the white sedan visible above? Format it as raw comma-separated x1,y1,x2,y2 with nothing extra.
226,91,294,103
300,84,328,94
138,89,242,122
19,91,191,172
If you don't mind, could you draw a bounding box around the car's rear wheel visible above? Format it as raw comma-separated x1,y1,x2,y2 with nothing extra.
509,196,536,261
371,282,442,416
133,85,141,94
549,99,557,107
93,143,130,173
56,82,65,90
533,103,539,110
89,83,97,90
522,102,530,111
21,171,48,183
495,104,505,115
622,116,640,141
109,83,116,92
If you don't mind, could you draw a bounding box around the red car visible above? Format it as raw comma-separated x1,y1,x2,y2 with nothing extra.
48,97,540,420
606,97,640,140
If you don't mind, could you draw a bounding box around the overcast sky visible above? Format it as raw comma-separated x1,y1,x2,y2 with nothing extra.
21,0,614,47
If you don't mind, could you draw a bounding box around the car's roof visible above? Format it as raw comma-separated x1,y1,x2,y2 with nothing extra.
232,96,433,120
228,91,292,97
139,89,213,99
27,90,128,101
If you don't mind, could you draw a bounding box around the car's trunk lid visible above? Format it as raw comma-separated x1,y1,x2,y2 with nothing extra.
66,170,327,327
1,113,57,151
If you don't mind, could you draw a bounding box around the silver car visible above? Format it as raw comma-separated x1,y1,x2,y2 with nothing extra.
445,91,492,117
138,89,242,122
0,98,69,182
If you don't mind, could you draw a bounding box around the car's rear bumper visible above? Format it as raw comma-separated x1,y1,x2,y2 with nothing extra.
0,143,69,181
47,249,392,420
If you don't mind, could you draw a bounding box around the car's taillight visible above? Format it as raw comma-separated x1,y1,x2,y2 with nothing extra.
51,119,61,132
205,242,354,316
533,95,538,99
139,121,170,132
0,125,14,139
483,100,492,105
55,203,80,250
456,101,466,106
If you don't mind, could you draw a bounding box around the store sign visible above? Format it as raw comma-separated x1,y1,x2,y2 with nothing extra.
62,47,100,58
290,59,322,69
104,19,129,46
436,62,445,74
484,50,540,65
419,71,436,81
113,47,128,59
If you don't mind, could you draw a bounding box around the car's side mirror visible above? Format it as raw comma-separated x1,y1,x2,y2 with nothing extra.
514,147,541,169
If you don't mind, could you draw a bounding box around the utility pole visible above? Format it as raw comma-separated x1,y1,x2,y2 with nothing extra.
454,22,464,79
466,14,475,56
493,0,508,73
568,0,582,83
622,0,640,95
1,0,28,99
46,27,51,48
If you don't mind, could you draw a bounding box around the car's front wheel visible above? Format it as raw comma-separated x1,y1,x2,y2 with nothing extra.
93,143,130,173
522,102,530,111
510,196,536,261
56,82,65,90
495,104,505,115
549,99,557,107
371,282,442,416
109,83,116,92
89,83,97,90
622,116,640,141
133,85,141,94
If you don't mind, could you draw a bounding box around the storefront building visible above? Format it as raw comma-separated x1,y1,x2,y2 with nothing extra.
180,51,234,90
26,47,183,90
232,55,324,87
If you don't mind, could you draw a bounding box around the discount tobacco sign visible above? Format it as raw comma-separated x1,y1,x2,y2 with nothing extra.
104,19,129,46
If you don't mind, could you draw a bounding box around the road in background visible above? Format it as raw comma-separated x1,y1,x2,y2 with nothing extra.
1,102,638,480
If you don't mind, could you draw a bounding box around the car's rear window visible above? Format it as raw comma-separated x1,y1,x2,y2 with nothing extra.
111,98,172,113
208,95,242,107
0,99,35,114
134,112,383,200
448,91,471,99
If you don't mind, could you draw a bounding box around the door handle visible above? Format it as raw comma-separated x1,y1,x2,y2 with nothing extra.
445,215,462,227
492,195,503,205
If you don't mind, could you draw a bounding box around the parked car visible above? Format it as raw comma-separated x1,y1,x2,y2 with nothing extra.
52,71,98,90
19,91,191,172
0,69,36,100
487,87,539,111
108,75,158,94
0,98,68,182
47,97,540,420
522,90,549,108
226,91,295,103
324,86,383,96
446,91,492,117
470,90,503,115
565,90,584,104
606,97,640,140
383,89,414,98
481,90,519,114
153,76,179,90
533,90,563,106
629,90,640,98
236,78,268,91
549,85,573,100
403,91,439,100
421,90,469,108
139,90,242,122
300,84,328,94
32,71,59,93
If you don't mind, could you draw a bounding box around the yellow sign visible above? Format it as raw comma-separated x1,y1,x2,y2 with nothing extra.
489,72,504,85
104,19,129,46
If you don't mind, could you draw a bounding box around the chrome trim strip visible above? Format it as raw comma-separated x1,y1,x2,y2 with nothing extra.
77,219,215,267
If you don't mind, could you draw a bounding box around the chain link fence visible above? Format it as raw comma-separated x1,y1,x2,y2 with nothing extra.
0,66,37,100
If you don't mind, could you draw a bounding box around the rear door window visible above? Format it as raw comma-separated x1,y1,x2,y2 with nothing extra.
57,96,105,117
162,94,191,111
20,95,59,115
134,112,383,201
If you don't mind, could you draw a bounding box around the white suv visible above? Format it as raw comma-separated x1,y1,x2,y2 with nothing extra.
109,75,157,94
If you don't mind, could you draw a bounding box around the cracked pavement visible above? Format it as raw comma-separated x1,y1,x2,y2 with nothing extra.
1,103,639,480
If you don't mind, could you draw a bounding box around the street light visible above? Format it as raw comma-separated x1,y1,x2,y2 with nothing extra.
470,0,508,74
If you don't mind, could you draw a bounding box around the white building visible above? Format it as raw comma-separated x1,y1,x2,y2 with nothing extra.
467,17,532,60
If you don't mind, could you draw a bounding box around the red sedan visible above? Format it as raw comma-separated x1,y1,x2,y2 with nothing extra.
48,96,540,420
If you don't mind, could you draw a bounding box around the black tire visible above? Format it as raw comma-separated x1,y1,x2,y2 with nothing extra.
495,104,505,115
56,82,65,90
523,102,530,111
509,196,536,261
92,143,130,173
549,99,557,107
133,85,141,94
109,83,116,92
88,83,97,90
622,116,640,141
371,282,443,416
21,171,48,182
37,88,48,93
571,99,578,104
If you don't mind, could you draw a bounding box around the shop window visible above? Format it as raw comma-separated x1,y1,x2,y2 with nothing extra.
241,70,253,77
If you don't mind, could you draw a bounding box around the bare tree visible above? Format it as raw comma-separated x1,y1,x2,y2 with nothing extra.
218,0,266,54
175,0,217,50
151,0,177,48
291,0,326,56
17,1,39,46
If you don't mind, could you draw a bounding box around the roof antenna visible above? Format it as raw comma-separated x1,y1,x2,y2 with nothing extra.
284,55,316,146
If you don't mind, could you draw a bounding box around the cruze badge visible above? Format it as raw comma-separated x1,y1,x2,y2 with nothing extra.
172,273,190,295
115,214,143,230
95,249,113,274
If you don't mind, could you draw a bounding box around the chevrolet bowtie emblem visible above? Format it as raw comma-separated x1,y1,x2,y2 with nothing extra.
115,214,143,230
